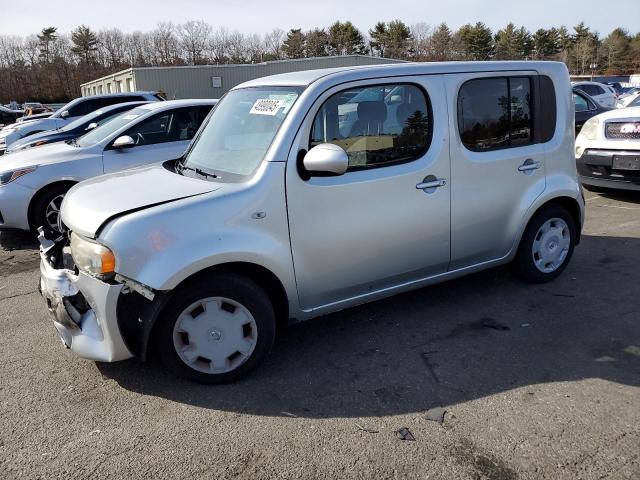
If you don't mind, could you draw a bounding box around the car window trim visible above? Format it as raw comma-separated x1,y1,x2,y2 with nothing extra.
307,81,434,174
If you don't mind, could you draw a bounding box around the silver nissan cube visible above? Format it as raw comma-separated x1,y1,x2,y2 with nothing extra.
39,61,584,383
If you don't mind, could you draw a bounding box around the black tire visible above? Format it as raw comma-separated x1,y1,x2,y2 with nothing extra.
514,204,576,283
156,273,276,384
31,183,73,234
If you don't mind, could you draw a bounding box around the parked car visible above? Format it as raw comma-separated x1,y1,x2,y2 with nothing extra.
15,111,53,123
0,106,23,128
616,91,640,109
37,61,584,384
572,81,617,108
618,87,640,99
0,92,164,154
5,101,149,154
0,99,215,233
576,106,640,191
573,88,611,134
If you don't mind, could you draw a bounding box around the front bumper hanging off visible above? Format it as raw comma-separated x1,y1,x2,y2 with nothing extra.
38,234,133,362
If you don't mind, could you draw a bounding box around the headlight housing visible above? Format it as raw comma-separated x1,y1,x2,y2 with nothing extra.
70,232,116,278
578,117,600,141
0,166,37,185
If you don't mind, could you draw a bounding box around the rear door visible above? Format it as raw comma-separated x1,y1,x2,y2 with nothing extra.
448,72,547,269
102,106,211,173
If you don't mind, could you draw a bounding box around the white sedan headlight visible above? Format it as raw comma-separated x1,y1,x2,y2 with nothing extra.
70,232,116,278
578,117,600,141
0,166,37,185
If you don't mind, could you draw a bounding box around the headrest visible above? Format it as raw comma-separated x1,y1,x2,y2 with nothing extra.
356,101,387,124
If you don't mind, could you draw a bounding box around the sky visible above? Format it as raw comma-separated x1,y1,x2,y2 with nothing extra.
0,0,638,37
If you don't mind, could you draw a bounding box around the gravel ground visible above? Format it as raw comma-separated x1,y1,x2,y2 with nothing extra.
0,188,639,479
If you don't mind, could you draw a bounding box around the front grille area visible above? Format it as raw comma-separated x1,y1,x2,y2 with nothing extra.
605,122,640,140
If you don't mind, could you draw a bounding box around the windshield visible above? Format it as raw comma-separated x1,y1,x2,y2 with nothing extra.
181,87,302,179
76,107,149,148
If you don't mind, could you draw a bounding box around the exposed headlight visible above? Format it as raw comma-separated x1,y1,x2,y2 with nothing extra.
70,232,116,278
0,166,37,185
578,117,600,141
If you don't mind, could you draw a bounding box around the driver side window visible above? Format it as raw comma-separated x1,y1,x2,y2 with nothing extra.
309,83,432,171
124,107,203,147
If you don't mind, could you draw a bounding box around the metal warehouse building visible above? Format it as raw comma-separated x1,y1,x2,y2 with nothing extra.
80,55,406,99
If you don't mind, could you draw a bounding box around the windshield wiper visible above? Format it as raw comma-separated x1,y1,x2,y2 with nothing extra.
176,159,219,180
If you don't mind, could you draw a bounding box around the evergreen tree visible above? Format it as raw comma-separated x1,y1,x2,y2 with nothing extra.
282,29,305,59
71,25,99,64
305,28,329,57
37,26,57,63
328,21,366,55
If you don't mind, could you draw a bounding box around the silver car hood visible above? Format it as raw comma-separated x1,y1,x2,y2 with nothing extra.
62,164,220,238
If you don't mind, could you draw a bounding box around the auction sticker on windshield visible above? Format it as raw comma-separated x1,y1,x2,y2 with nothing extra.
250,99,284,116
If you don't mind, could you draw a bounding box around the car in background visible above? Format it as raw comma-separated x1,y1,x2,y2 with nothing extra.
0,106,23,128
573,88,611,135
5,101,149,154
16,112,53,123
0,99,216,233
616,91,640,109
572,81,617,108
0,92,164,153
576,106,640,191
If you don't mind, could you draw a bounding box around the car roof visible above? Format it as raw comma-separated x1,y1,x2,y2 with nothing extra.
235,61,568,90
131,99,217,112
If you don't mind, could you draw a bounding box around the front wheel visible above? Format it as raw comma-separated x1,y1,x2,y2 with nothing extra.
31,183,73,234
156,273,276,384
514,205,576,283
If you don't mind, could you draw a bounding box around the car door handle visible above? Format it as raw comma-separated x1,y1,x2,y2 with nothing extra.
416,177,447,191
518,160,541,172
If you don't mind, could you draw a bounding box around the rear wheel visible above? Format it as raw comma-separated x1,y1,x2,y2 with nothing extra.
514,205,576,283
156,273,276,384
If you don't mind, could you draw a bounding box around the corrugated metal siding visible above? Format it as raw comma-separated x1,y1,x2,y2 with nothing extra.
123,56,405,99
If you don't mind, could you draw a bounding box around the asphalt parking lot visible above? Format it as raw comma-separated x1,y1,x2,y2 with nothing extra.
0,189,639,480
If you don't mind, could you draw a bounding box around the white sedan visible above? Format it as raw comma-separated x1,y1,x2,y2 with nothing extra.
0,99,216,233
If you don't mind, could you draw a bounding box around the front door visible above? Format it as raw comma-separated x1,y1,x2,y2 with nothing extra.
286,77,451,311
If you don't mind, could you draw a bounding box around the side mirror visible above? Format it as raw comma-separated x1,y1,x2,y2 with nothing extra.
112,135,135,149
85,122,98,131
60,110,69,118
303,143,348,176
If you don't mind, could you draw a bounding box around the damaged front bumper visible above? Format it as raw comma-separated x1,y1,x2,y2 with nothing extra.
39,246,133,363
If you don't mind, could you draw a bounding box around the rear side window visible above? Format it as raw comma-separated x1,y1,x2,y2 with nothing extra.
458,77,532,151
310,83,432,171
539,75,556,143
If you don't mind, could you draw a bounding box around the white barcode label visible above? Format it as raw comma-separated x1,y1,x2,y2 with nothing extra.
249,99,283,116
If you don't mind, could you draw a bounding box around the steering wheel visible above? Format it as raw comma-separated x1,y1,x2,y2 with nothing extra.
135,133,146,145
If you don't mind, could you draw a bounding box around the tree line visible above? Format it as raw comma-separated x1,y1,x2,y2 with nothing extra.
1,20,639,103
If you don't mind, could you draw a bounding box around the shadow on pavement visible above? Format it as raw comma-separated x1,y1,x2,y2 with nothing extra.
98,233,640,418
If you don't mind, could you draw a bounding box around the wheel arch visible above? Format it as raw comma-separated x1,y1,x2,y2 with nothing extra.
27,180,77,231
519,195,583,250
121,261,291,360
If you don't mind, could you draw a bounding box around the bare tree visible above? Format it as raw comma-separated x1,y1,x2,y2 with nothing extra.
151,23,181,66
227,30,247,63
264,28,284,60
177,20,212,65
208,27,230,64
98,29,127,69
